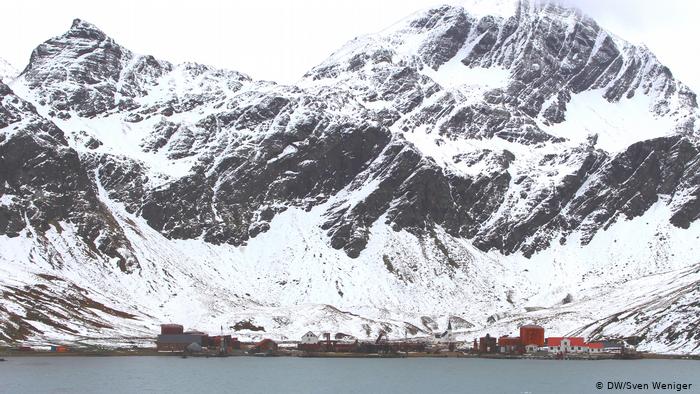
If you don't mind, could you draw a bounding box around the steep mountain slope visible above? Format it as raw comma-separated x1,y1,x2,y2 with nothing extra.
300,1,700,258
1,2,699,353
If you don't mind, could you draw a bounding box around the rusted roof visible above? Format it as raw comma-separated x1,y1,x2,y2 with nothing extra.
547,337,586,347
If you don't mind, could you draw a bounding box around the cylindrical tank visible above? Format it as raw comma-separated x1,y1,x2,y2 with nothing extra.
520,324,545,346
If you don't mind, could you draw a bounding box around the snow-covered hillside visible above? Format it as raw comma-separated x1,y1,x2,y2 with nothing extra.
0,58,17,84
1,2,699,353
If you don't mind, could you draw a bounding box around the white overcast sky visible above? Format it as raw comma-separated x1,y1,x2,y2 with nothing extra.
1,0,698,92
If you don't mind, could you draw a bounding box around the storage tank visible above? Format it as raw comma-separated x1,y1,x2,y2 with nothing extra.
160,324,184,335
520,324,545,347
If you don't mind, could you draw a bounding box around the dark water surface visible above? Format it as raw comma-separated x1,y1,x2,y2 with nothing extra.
0,356,698,393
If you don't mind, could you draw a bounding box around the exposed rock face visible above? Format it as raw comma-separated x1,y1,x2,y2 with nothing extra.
0,81,138,272
1,2,700,352
139,120,390,246
297,1,700,257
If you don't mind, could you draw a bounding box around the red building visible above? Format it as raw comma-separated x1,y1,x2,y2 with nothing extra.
547,337,585,347
546,337,587,353
319,333,358,352
333,342,358,352
479,334,498,353
588,342,604,353
498,336,523,353
160,324,184,335
519,324,545,347
250,339,278,353
298,343,322,352
156,325,209,352
209,335,241,350
297,332,358,353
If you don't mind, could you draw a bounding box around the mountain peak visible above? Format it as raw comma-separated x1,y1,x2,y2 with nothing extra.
65,18,107,41
459,0,518,18
17,17,134,116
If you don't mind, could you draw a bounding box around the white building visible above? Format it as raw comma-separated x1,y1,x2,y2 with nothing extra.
301,331,319,344
547,337,589,353
434,320,454,344
588,344,604,353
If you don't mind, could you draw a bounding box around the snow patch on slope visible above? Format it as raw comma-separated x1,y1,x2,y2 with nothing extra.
457,0,518,18
421,61,510,95
66,115,197,180
541,89,677,153
506,198,700,307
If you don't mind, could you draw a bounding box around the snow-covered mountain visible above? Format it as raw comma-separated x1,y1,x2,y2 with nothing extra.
1,1,699,353
0,58,17,84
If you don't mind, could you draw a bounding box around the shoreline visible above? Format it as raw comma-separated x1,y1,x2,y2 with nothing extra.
2,349,698,361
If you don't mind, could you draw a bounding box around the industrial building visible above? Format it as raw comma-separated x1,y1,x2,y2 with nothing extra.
497,336,522,353
520,324,545,347
155,324,210,352
546,337,588,353
491,324,546,354
479,334,498,353
209,335,241,351
297,332,358,352
545,338,618,354
249,339,278,354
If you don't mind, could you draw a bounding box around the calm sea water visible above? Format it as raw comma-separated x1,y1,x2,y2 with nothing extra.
0,357,698,394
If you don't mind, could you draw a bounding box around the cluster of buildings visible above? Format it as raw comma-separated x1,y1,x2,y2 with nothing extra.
10,345,69,353
298,332,359,352
477,324,625,355
155,324,241,353
155,324,283,355
297,330,428,353
154,321,626,357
